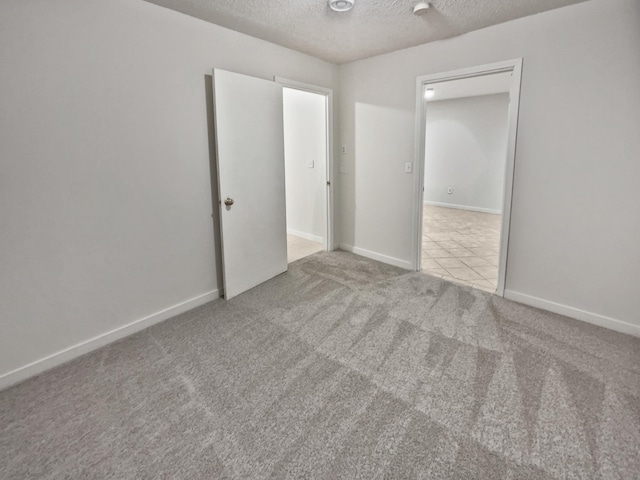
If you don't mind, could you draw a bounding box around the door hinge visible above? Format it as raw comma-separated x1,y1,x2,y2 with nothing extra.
327,181,331,186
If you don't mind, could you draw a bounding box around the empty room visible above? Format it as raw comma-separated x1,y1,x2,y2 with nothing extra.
281,83,331,263
420,71,513,293
1,0,639,479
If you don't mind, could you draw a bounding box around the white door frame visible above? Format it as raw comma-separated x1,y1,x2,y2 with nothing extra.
274,77,335,252
412,59,524,297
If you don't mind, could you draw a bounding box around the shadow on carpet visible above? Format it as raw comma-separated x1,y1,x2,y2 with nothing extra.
1,251,639,479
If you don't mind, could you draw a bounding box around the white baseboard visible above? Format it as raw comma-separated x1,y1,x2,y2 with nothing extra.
424,200,501,215
504,290,640,338
287,228,323,244
339,243,413,270
0,290,220,391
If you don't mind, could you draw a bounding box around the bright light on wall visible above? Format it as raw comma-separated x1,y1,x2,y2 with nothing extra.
424,88,435,99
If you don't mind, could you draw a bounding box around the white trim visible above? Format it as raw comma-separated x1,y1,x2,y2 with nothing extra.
504,290,640,338
274,76,335,252
415,59,523,84
287,228,323,243
424,200,501,215
0,290,220,391
412,75,427,273
497,59,523,297
413,58,524,299
339,243,413,270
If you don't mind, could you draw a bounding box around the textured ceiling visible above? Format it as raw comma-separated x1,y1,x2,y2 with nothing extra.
143,0,589,64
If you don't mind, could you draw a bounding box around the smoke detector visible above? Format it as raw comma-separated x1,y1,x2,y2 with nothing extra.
329,0,355,12
413,2,431,15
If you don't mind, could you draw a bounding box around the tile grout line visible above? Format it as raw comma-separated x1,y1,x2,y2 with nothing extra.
420,205,501,292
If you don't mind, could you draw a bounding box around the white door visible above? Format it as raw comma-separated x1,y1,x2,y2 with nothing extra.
212,69,288,300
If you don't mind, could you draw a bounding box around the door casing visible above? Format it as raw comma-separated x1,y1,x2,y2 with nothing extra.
275,76,335,252
412,59,524,296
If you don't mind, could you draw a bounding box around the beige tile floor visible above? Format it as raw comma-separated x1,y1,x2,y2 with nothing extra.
421,205,501,293
287,234,324,264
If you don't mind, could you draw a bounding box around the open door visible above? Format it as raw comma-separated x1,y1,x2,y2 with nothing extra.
212,69,287,300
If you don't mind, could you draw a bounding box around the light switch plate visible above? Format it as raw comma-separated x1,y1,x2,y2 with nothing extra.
307,159,314,168
404,162,413,173
339,162,347,174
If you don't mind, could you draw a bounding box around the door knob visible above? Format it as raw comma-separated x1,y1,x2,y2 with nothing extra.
224,198,234,206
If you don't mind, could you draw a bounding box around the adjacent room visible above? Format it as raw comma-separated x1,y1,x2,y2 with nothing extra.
282,86,329,263
1,0,639,478
420,72,512,293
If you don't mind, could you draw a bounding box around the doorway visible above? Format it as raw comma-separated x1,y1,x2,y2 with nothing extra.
277,78,334,264
210,70,334,299
413,60,523,296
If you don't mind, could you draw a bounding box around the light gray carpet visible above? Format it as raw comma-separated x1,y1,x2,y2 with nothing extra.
1,251,639,479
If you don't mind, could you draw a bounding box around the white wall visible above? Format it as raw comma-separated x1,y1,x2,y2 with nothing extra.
283,88,326,242
424,94,509,214
0,0,336,384
337,0,640,331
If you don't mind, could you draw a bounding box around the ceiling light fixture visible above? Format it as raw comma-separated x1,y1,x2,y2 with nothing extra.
328,0,355,12
424,88,435,99
413,2,431,15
